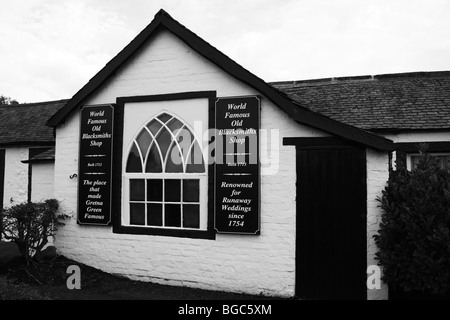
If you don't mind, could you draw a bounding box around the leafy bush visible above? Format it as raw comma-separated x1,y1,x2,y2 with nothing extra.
375,152,450,296
1,199,67,265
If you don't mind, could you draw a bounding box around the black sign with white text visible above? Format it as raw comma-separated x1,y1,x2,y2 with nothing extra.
78,105,114,225
215,96,260,234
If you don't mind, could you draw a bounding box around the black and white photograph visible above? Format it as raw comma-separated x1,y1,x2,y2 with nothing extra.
1,0,450,309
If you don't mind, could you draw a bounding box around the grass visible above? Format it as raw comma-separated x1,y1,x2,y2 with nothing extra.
0,246,277,300
0,276,51,300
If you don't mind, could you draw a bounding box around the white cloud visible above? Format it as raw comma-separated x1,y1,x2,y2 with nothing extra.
0,0,135,102
1,0,450,102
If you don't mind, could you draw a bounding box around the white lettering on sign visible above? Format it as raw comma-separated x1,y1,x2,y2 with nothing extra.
84,214,105,219
224,112,250,119
222,197,252,205
218,128,257,135
81,133,112,139
86,200,104,206
90,140,103,147
220,182,253,188
89,110,105,117
227,103,247,110
229,136,246,144
87,119,107,124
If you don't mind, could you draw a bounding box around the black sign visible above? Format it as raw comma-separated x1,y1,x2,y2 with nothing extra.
78,105,114,225
215,96,260,234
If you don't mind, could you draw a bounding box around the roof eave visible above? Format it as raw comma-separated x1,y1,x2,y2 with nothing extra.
0,141,55,147
21,158,55,164
286,105,395,151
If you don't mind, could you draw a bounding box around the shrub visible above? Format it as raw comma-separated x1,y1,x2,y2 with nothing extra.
1,199,67,266
375,152,450,296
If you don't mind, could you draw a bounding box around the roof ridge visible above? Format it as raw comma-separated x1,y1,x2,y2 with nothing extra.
4,99,69,108
270,70,450,86
154,8,171,19
374,70,450,79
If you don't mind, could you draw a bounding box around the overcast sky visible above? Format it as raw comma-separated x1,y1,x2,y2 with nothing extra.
1,0,450,103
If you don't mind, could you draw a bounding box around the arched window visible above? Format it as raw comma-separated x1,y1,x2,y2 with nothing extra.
123,112,207,230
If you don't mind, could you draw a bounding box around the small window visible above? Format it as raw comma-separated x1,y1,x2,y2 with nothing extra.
408,153,450,171
123,112,206,231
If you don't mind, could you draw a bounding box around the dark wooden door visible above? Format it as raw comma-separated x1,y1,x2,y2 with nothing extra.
0,149,5,240
296,147,367,300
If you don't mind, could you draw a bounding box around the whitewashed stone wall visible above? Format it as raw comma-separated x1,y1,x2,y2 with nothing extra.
2,147,29,208
366,149,390,300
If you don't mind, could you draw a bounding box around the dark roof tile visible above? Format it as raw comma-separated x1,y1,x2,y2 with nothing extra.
0,100,68,146
271,71,450,131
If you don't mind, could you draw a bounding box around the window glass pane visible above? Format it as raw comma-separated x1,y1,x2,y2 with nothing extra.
183,180,199,202
130,203,145,225
145,143,162,173
410,156,417,170
166,142,183,173
165,204,181,227
136,129,152,159
156,127,172,162
167,118,184,134
410,154,450,170
157,113,173,123
126,143,142,173
147,179,162,201
186,142,205,173
183,204,200,229
130,179,145,201
147,203,162,226
165,179,181,202
147,119,162,136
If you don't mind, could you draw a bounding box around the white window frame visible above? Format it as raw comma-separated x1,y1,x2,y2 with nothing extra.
122,110,208,231
406,152,450,171
122,174,208,230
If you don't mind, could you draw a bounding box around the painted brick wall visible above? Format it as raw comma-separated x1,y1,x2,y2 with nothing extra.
366,149,389,300
2,147,29,207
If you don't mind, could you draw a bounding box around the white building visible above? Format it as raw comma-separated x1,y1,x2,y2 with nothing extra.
2,9,449,300
0,100,67,208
